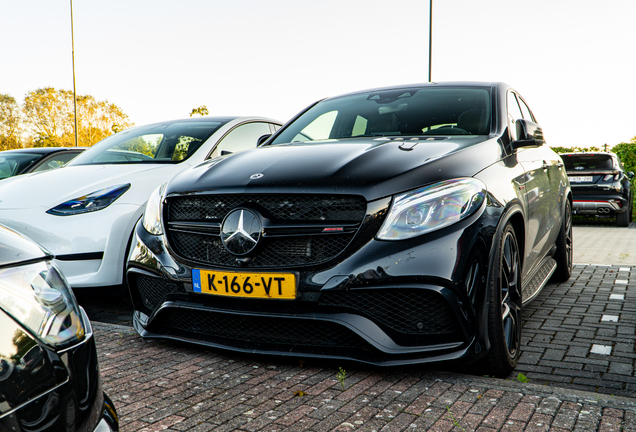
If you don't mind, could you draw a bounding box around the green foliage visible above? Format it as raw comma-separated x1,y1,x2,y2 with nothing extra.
550,145,603,154
611,138,636,176
516,373,530,383
336,367,346,390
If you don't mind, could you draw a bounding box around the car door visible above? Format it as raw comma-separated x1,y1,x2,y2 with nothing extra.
517,94,564,235
509,91,555,271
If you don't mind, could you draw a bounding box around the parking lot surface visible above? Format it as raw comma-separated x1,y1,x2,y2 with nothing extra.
83,226,636,431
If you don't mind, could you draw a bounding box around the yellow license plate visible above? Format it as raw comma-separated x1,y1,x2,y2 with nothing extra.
192,269,296,299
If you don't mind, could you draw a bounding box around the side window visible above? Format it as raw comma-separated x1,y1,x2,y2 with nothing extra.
507,91,524,141
32,152,80,172
291,111,337,142
211,122,274,158
352,115,368,137
517,97,535,123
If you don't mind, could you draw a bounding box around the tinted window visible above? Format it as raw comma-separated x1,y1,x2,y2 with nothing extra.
31,151,82,172
271,87,491,145
517,97,535,122
507,92,524,141
69,121,227,166
0,153,43,179
211,122,275,158
563,154,614,171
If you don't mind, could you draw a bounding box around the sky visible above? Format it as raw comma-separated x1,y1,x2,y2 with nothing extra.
2,0,635,149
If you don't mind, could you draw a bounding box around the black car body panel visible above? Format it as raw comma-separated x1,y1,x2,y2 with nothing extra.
127,82,571,371
562,152,633,226
0,225,118,431
167,136,503,200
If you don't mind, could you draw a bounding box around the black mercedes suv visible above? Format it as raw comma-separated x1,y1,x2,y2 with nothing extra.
562,152,633,226
126,82,573,377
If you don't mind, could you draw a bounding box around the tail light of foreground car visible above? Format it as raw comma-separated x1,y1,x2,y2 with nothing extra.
376,178,486,240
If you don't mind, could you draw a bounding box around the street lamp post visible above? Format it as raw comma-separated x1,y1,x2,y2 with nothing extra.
428,0,433,82
70,0,78,147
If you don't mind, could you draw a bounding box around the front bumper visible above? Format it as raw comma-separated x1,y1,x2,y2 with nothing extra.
0,203,143,289
127,206,496,366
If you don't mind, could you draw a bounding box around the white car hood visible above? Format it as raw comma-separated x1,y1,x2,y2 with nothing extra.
0,164,188,210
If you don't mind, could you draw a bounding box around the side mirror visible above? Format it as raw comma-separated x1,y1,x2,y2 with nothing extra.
512,119,545,149
628,171,635,179
257,134,272,146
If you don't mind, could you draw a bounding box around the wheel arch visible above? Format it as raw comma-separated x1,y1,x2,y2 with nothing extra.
474,202,525,357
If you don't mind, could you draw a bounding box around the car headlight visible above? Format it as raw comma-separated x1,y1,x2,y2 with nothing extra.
46,184,131,216
377,178,486,240
142,183,166,235
0,261,85,348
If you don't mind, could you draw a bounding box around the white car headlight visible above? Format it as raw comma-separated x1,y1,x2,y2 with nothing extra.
47,184,131,216
142,183,166,235
0,261,85,348
377,178,486,241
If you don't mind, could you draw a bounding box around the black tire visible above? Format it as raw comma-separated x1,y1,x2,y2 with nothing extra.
617,202,631,227
552,200,573,282
474,223,522,377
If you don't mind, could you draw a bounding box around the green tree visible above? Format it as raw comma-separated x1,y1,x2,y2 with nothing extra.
550,145,603,154
0,93,24,150
611,137,636,176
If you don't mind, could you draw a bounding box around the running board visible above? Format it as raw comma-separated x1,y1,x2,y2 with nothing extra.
522,257,557,306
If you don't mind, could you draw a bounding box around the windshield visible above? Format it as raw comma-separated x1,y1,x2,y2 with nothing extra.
0,153,44,179
563,154,615,171
68,121,227,166
271,87,491,145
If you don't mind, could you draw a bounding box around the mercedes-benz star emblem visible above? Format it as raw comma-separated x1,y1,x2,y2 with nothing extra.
250,173,264,179
221,209,262,255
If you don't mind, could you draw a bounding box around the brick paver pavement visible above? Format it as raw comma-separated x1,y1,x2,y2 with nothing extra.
94,321,636,432
512,264,636,398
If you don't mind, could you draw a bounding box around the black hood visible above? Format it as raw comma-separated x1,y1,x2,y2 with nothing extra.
167,136,503,201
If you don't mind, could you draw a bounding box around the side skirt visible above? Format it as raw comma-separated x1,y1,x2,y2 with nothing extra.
521,256,556,306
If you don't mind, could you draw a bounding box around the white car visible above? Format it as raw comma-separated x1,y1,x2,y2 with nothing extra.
0,116,281,291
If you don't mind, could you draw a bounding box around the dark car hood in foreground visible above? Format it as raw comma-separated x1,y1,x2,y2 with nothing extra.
168,136,503,200
0,224,48,266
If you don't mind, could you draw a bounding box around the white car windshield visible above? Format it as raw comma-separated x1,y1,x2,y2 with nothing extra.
68,120,227,165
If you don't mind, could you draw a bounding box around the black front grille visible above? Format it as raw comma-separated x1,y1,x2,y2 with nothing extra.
167,194,367,222
170,231,355,268
165,194,367,268
154,308,369,349
319,289,461,345
132,273,184,313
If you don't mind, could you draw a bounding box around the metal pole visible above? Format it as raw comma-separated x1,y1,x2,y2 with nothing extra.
428,0,433,82
70,0,78,147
